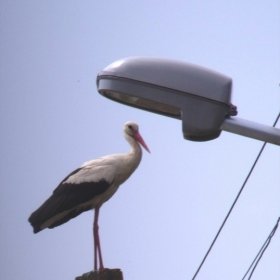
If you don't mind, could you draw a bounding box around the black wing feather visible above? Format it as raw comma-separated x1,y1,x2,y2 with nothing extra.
53,167,82,193
28,168,112,233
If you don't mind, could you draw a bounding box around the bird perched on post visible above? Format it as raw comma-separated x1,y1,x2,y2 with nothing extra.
28,121,150,271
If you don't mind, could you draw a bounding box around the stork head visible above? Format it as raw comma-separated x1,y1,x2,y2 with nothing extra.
124,122,150,153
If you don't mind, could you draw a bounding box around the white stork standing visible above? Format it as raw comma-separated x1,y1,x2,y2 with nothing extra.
28,121,150,271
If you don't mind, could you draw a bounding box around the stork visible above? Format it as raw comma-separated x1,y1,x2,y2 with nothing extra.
28,121,150,271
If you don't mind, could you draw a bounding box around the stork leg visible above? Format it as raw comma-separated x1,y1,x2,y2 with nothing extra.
93,207,104,271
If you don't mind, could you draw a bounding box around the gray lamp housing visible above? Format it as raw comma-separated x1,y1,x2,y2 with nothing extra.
97,57,233,141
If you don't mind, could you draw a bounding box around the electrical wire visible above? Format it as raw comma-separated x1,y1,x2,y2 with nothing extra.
242,217,280,280
191,112,280,280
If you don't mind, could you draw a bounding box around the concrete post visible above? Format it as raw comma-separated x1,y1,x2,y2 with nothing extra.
75,269,123,280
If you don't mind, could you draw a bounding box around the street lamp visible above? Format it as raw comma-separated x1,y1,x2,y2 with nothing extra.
97,57,280,146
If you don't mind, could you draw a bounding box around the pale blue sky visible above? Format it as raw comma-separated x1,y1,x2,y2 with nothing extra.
0,1,279,279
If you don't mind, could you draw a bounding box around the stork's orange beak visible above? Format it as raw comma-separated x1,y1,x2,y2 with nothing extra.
133,131,150,153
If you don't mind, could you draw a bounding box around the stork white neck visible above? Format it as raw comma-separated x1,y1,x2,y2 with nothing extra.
115,121,150,184
125,133,142,156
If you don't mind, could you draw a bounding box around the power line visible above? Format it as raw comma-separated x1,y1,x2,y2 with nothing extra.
191,112,280,280
242,217,280,280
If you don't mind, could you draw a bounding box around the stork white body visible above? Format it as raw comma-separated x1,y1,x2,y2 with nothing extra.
28,121,150,271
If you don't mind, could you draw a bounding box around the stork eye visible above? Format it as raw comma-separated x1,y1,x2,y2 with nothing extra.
128,125,133,130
